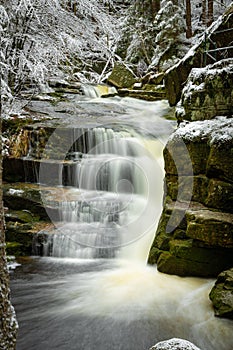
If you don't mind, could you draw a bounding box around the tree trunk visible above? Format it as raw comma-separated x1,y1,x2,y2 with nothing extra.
186,0,192,38
202,0,207,25
207,0,214,26
135,0,160,21
151,0,160,19
0,85,18,349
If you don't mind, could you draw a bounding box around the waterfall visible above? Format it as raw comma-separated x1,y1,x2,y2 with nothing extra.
81,84,117,98
37,124,165,261
14,97,233,350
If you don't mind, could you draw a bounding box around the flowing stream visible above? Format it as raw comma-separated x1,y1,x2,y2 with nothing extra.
10,90,233,350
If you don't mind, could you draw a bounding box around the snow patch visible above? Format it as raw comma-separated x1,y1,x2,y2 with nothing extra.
171,117,233,145
181,59,233,101
150,337,201,350
7,189,24,196
7,256,21,272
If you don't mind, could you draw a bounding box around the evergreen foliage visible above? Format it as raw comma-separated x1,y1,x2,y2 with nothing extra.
150,0,186,71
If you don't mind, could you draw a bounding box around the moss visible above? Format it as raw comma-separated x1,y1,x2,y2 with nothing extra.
157,248,233,277
209,268,233,319
6,242,23,256
107,62,136,88
5,210,40,223
148,247,162,265
2,117,35,136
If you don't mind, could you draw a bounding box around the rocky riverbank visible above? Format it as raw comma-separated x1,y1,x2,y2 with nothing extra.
148,58,233,319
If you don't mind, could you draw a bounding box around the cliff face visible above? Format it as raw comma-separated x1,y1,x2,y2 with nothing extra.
148,59,233,317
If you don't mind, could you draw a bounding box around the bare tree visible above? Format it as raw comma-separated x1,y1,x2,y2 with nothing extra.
185,0,192,38
1,0,118,97
151,0,160,20
207,0,214,26
202,0,207,25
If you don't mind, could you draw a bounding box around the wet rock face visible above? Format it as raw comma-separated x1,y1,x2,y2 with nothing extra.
2,183,60,257
149,56,233,319
179,59,233,122
149,338,201,350
149,117,233,278
209,268,233,319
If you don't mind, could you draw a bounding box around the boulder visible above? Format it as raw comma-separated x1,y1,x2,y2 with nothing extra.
209,268,233,319
149,11,233,317
107,62,137,88
149,338,201,350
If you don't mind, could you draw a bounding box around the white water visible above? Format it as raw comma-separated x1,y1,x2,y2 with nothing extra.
81,84,117,98
32,93,233,350
40,122,165,262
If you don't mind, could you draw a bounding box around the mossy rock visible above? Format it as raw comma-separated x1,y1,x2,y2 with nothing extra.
181,61,233,121
157,244,233,277
166,175,209,203
5,224,35,256
164,138,210,176
5,220,54,256
150,210,175,251
107,62,136,88
5,210,40,223
209,268,233,319
156,251,207,276
148,202,188,265
148,247,163,265
3,183,59,221
205,179,233,212
207,140,233,183
186,209,233,248
6,242,24,257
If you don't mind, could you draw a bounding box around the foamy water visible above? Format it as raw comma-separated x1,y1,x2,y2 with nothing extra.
12,95,233,350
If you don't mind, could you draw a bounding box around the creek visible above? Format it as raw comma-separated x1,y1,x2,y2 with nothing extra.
10,90,233,350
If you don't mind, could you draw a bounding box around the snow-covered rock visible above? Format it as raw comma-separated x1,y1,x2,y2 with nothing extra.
149,338,201,350
179,59,233,121
164,7,233,106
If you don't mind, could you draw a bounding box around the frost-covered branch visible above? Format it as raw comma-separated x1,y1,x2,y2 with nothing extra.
0,0,120,115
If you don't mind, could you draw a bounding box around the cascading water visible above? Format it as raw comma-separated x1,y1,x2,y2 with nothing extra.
11,93,233,350
38,125,165,262
81,83,117,98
